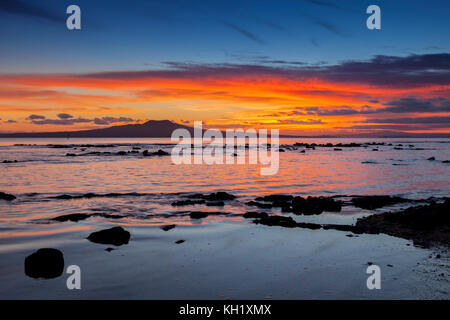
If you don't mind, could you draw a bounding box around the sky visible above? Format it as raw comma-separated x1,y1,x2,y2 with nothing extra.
0,0,449,135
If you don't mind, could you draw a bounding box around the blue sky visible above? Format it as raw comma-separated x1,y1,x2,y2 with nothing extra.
0,0,449,73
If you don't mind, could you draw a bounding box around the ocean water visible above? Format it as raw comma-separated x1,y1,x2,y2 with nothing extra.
0,138,449,299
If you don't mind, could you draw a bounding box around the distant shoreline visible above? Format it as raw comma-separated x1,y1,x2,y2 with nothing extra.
2,119,450,139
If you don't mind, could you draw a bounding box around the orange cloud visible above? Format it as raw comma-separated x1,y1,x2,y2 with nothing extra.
1,55,449,134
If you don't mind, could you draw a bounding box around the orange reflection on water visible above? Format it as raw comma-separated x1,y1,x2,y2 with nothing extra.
0,225,94,238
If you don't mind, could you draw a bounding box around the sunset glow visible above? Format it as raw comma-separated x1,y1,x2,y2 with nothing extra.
1,59,449,135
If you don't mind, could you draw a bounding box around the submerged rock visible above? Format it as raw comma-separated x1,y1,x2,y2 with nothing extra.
93,213,127,219
87,227,130,246
0,192,16,201
246,201,273,209
52,213,90,222
253,216,298,228
24,248,64,279
294,142,363,148
52,194,74,199
51,192,145,200
254,216,323,230
255,195,294,202
351,195,408,210
188,192,236,201
172,199,206,206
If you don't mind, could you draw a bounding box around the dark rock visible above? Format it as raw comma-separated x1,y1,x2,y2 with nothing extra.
52,213,90,222
334,148,342,151
351,195,408,210
51,192,145,200
246,201,273,209
175,240,185,244
171,200,206,206
204,192,236,201
190,211,209,219
52,194,73,200
24,248,64,279
253,215,298,228
87,227,130,246
271,201,292,208
93,213,126,219
161,224,176,231
65,153,77,157
291,196,342,215
443,160,450,163
189,192,236,201
296,222,322,230
427,157,436,161
255,194,294,202
0,192,16,201
206,201,225,207
354,199,450,248
243,212,269,219
323,224,359,233
48,144,71,149
105,247,115,252
253,216,322,230
294,142,362,148
143,149,169,156
117,151,127,156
